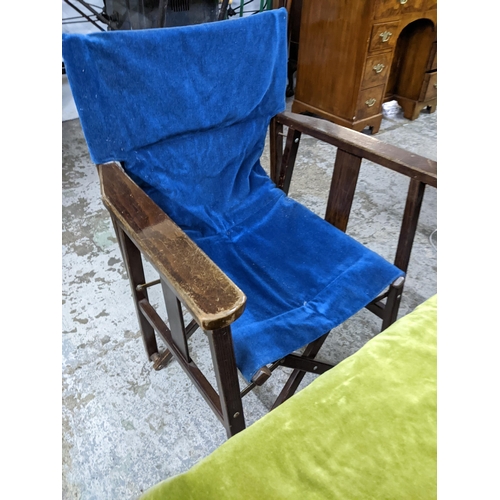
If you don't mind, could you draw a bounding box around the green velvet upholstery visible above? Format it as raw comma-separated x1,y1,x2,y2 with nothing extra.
141,295,437,499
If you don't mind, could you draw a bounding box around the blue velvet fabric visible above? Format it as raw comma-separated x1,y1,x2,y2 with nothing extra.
62,10,404,382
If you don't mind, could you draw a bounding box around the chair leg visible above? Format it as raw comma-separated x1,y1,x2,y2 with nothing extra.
112,219,159,361
269,117,283,185
207,326,246,438
381,276,405,331
161,278,190,361
278,127,302,194
271,332,330,410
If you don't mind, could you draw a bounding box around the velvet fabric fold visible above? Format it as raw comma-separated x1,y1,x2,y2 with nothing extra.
62,9,404,382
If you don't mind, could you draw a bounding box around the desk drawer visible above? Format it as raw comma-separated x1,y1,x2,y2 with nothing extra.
369,22,399,53
361,52,393,89
419,71,437,101
355,85,385,120
374,0,425,20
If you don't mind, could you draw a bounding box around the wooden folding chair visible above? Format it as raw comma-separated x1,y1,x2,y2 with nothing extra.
63,8,436,439
96,112,435,438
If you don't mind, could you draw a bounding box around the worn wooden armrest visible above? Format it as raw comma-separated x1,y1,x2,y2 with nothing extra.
97,162,246,331
275,111,437,187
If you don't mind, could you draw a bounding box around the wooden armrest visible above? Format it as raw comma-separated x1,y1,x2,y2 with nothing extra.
97,162,246,331
276,111,437,187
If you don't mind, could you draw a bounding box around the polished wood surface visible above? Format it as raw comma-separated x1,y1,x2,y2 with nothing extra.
98,161,246,331
285,0,303,96
291,0,437,133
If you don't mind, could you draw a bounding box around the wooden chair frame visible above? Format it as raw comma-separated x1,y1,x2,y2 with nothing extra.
98,111,437,438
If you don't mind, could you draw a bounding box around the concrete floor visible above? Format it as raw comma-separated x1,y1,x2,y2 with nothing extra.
62,99,437,499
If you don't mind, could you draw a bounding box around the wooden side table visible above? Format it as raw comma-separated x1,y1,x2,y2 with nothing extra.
291,0,437,134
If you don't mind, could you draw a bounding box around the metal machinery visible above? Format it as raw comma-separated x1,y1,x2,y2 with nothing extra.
62,0,272,32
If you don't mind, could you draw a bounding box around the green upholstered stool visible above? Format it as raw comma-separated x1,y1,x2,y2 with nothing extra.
141,295,437,499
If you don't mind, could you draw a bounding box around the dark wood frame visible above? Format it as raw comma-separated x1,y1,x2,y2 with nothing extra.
98,111,437,438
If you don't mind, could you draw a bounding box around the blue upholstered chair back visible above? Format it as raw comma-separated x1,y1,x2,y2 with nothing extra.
63,10,288,238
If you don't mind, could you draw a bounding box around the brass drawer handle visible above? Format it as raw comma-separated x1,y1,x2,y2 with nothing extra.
373,63,385,74
400,0,408,4
379,30,393,43
433,83,437,89
365,98,377,107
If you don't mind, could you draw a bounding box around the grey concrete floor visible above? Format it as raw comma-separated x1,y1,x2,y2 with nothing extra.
62,99,437,499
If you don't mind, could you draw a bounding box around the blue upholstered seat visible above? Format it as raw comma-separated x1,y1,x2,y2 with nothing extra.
62,9,403,382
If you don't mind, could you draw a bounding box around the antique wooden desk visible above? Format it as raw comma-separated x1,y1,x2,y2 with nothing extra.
291,0,437,134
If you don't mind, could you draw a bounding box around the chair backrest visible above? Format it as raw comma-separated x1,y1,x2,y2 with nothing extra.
63,10,288,237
